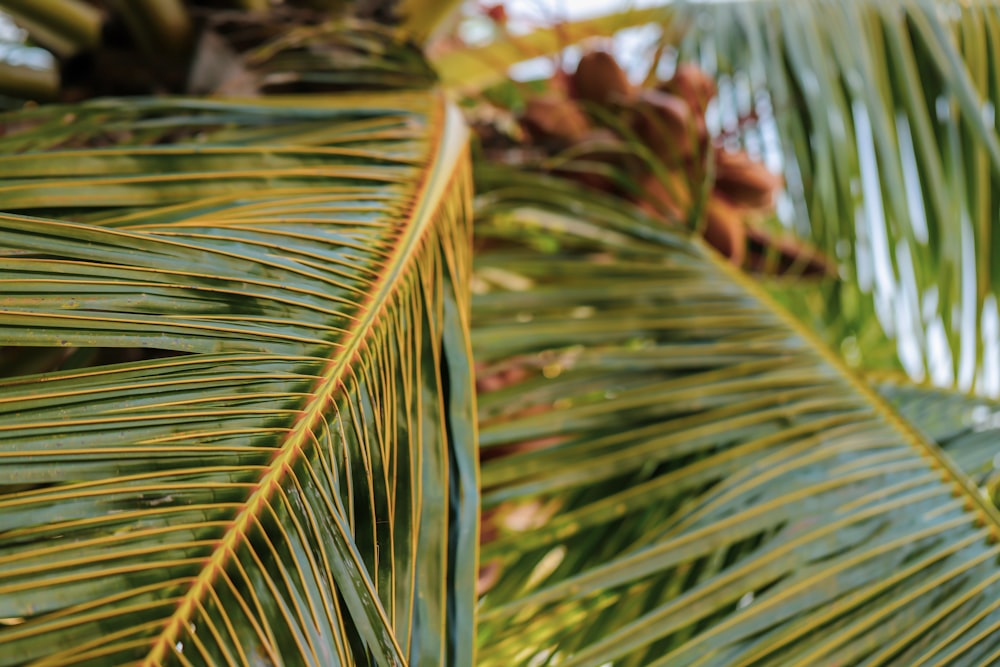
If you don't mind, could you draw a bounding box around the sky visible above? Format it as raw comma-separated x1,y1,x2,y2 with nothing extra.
504,0,666,22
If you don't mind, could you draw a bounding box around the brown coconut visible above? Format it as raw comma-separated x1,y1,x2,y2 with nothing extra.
630,88,702,165
712,148,783,210
703,197,747,266
660,62,717,116
571,51,635,106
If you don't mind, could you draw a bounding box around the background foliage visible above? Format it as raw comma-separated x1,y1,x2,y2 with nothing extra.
3,0,1000,665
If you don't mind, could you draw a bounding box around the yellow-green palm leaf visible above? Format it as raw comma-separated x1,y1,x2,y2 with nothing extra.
0,92,477,666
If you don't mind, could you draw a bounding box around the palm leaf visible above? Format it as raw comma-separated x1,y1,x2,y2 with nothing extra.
433,6,672,94
472,169,1000,665
763,276,903,377
668,0,1000,390
0,92,478,666
0,3,439,101
875,373,1000,487
389,0,466,44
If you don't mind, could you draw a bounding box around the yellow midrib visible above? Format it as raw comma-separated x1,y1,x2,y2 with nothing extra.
701,237,1000,539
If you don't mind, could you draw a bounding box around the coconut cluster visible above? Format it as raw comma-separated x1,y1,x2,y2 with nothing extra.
485,50,829,274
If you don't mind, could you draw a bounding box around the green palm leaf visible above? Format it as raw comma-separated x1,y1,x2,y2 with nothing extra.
875,374,1000,486
671,0,1000,390
473,169,1000,665
0,92,478,666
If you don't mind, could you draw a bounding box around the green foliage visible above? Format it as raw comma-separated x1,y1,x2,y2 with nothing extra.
0,92,477,666
675,0,1000,391
472,171,1000,666
876,374,1000,485
5,1,1000,665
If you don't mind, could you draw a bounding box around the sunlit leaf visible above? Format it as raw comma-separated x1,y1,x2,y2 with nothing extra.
434,6,672,94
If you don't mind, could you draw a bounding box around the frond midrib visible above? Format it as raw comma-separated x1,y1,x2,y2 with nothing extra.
704,239,1000,540
141,94,469,666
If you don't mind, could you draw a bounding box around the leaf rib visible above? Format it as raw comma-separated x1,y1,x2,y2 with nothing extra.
141,96,468,667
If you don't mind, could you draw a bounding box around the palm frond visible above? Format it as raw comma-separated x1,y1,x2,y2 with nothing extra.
669,0,1000,390
472,169,1000,666
432,6,672,94
763,275,902,376
0,4,438,101
387,0,466,44
0,0,102,56
874,373,1000,487
0,92,477,666
232,20,437,95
